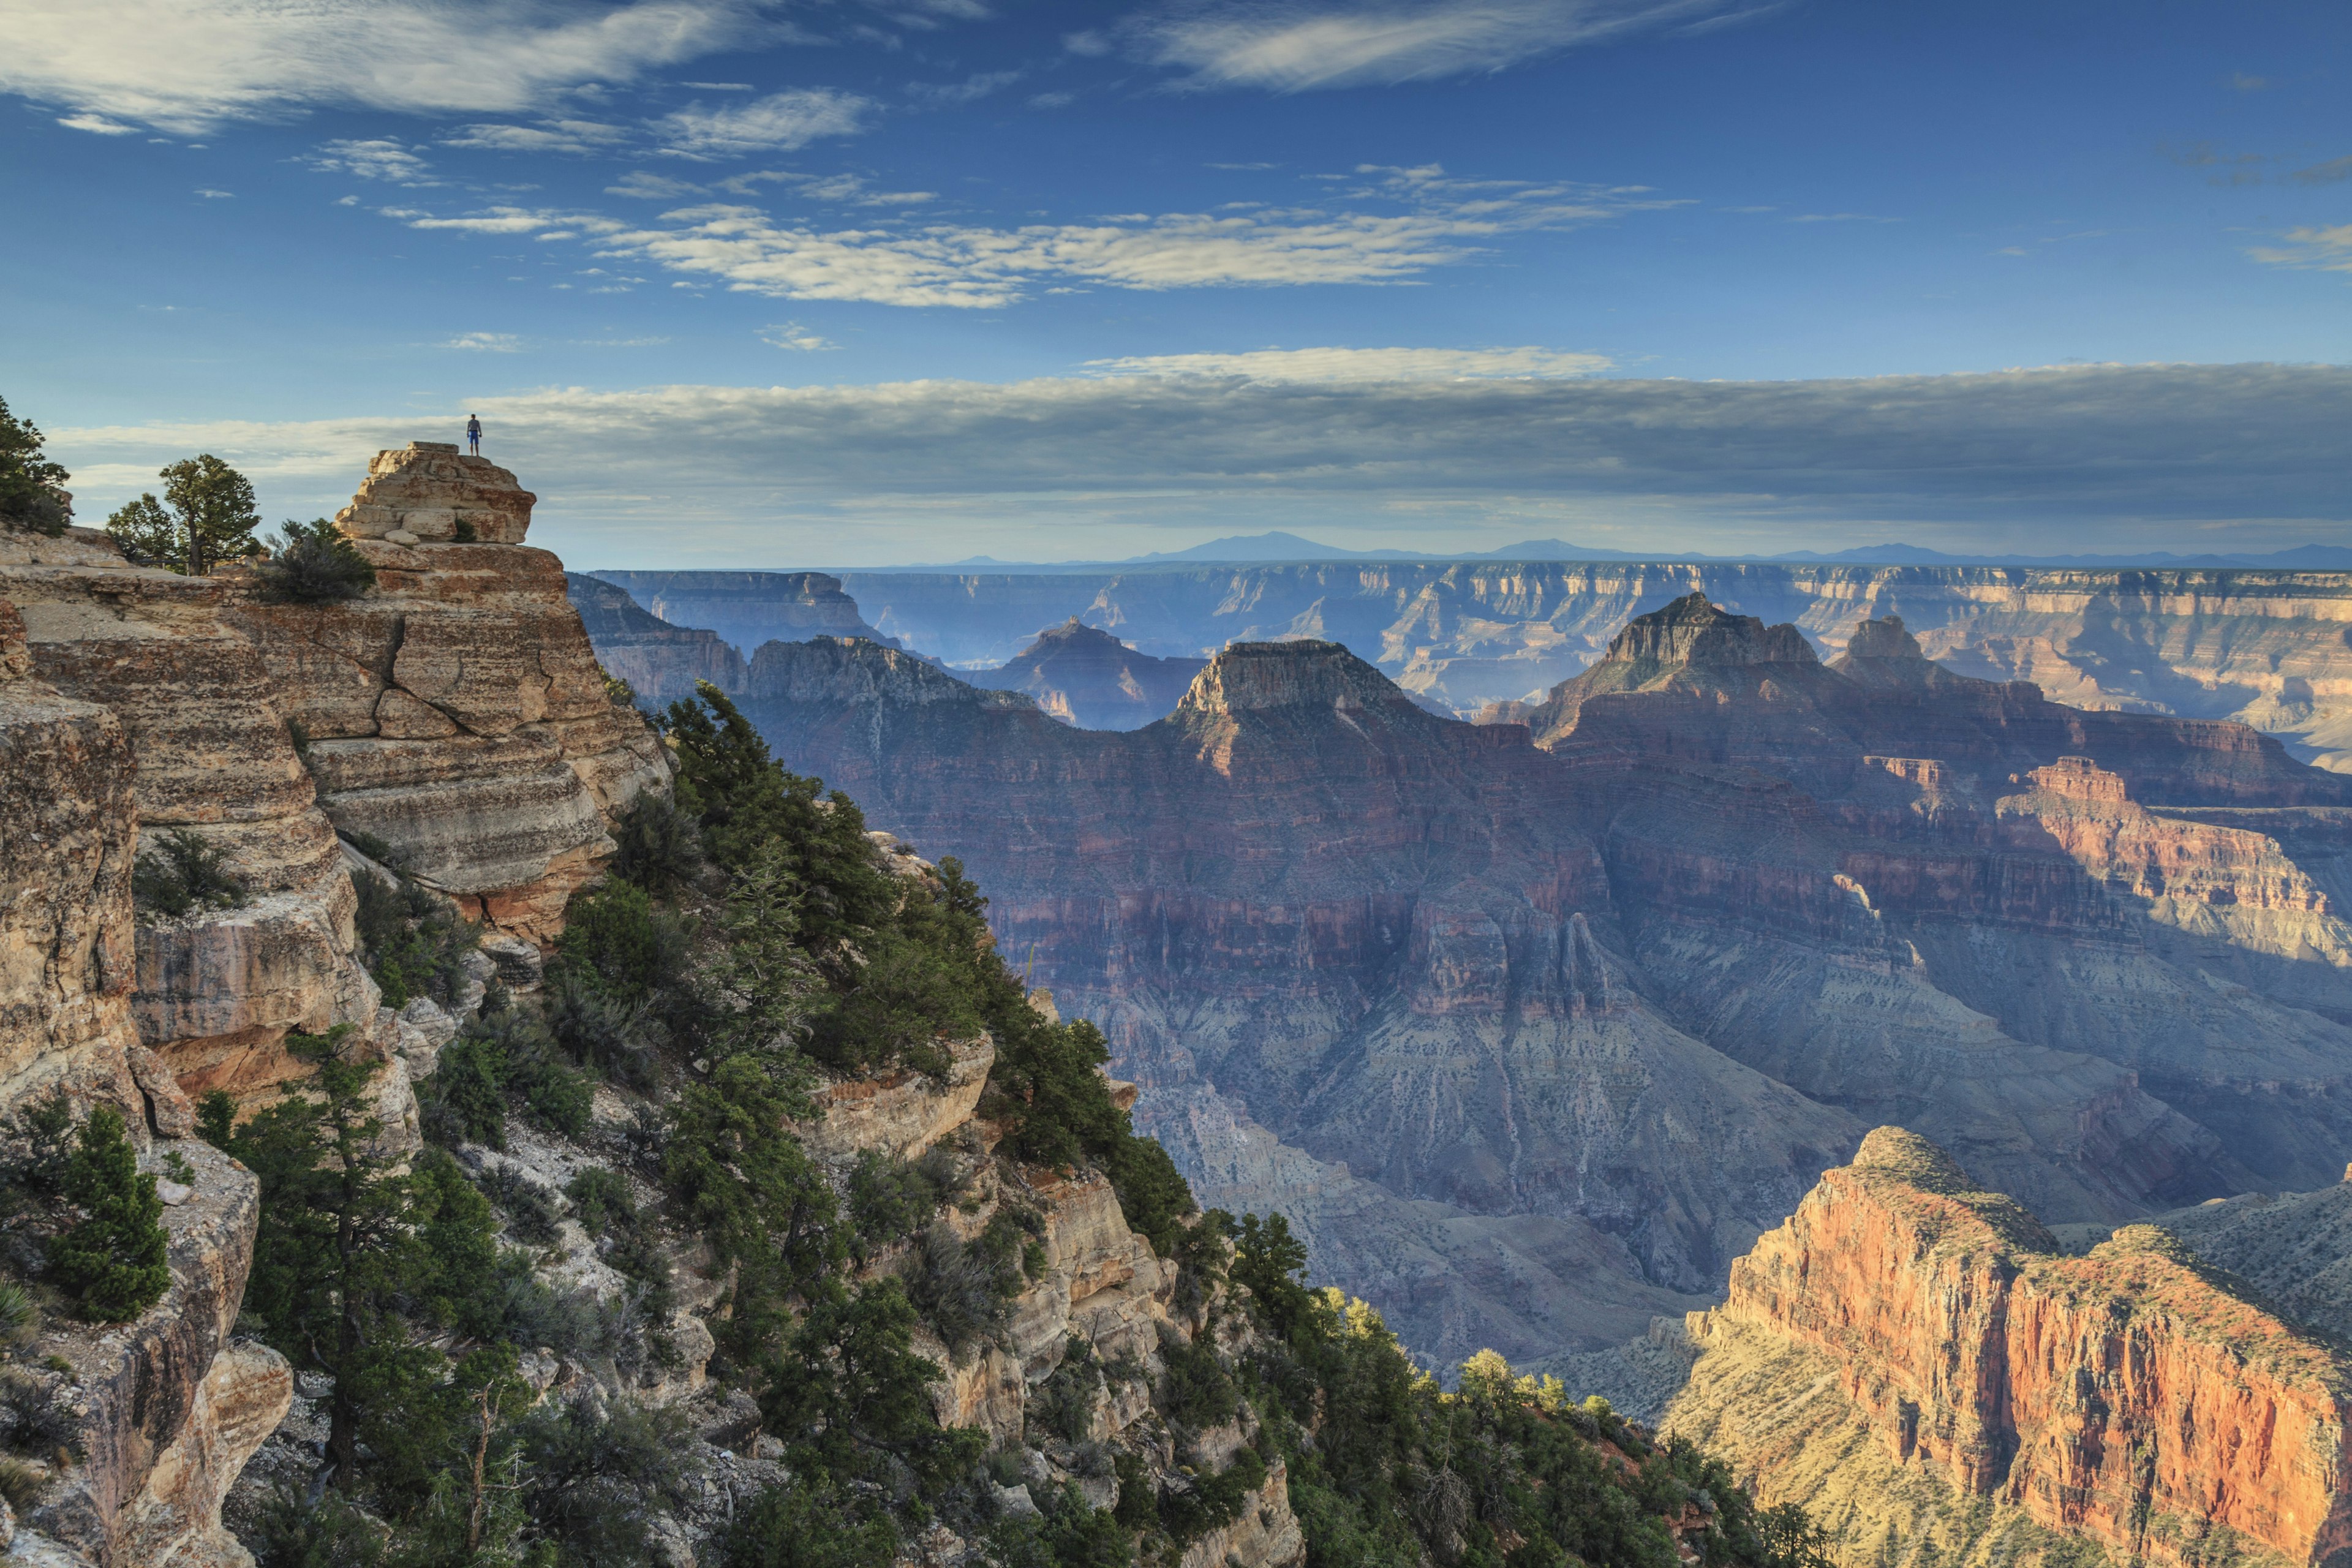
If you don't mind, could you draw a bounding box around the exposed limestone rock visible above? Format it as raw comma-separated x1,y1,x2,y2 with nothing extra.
234,458,668,940
0,592,142,1120
333,442,533,544
1668,1127,2352,1568
797,1035,992,1168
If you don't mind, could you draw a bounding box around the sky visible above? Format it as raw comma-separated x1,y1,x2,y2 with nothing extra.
2,0,2348,568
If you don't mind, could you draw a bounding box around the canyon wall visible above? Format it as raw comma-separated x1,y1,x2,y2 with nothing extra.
1667,1126,2352,1568
592,561,2352,764
0,445,662,1566
700,596,2352,1376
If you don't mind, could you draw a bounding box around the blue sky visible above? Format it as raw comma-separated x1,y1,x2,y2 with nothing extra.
3,0,2348,567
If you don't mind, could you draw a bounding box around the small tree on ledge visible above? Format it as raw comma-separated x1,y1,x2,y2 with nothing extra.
48,1103,172,1323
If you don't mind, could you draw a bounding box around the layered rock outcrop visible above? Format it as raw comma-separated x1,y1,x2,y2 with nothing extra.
717,595,2352,1373
240,445,665,938
0,592,142,1118
1668,1128,2352,1568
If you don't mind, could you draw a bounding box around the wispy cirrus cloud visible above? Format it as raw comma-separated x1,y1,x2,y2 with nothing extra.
655,88,875,156
442,118,631,155
1136,0,1743,91
0,0,767,135
305,138,438,183
1085,345,1613,379
376,162,1670,306
2247,225,2352,275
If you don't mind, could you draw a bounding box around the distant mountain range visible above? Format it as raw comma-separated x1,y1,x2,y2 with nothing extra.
862,530,2352,573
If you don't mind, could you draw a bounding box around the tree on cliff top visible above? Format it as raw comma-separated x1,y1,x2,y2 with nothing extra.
105,452,262,575
0,395,70,537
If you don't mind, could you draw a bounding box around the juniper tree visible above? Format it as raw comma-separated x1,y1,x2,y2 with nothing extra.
105,453,261,575
0,395,70,535
47,1103,171,1322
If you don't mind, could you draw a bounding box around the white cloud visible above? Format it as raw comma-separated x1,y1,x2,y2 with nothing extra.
305,138,435,183
57,110,138,134
1086,345,1613,380
194,187,235,198
1138,0,1736,91
442,119,630,154
475,167,1668,306
657,88,873,156
47,364,2352,565
1028,91,1076,108
2247,225,2352,274
608,171,706,199
442,332,524,351
761,321,839,350
907,69,1023,105
0,0,763,135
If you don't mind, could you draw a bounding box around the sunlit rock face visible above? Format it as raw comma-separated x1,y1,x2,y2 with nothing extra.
1669,1128,2352,1568
723,595,2352,1374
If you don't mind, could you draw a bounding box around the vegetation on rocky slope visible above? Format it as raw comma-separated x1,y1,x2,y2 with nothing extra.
0,669,1825,1568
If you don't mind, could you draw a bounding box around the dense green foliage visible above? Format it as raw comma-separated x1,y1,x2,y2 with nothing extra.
104,452,262,575
0,394,70,535
47,1104,171,1322
349,862,478,1010
258,518,377,603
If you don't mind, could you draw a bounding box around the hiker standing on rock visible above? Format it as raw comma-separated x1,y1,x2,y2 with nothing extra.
465,414,482,456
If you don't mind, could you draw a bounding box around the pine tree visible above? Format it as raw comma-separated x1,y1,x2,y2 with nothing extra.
48,1103,171,1322
0,394,71,536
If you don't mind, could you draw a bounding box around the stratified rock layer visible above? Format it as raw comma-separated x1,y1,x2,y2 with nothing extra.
564,572,745,702
1670,1127,2352,1568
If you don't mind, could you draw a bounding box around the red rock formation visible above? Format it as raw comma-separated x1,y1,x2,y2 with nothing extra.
1713,1126,2352,1567
564,571,746,702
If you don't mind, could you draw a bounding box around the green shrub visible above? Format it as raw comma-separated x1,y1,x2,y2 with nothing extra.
421,1032,509,1149
564,1166,636,1237
132,829,244,920
900,1214,1024,1359
256,518,375,603
1029,1336,1101,1444
349,867,475,1010
1112,1450,1157,1532
844,1148,951,1262
47,1104,171,1322
553,878,688,1010
480,1164,563,1245
720,1474,897,1568
543,972,656,1088
3,1089,77,1202
610,790,701,893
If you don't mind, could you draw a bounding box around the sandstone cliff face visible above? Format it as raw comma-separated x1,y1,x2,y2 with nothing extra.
237,445,666,939
0,592,143,1120
1671,1127,2352,1568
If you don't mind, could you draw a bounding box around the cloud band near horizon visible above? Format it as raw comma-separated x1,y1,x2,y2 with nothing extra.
47,361,2352,565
